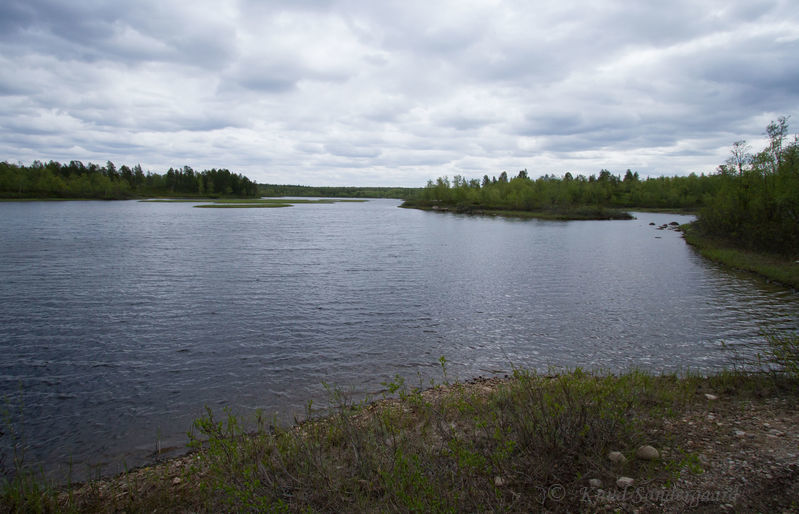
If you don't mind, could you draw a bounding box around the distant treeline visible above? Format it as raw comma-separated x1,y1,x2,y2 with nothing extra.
697,116,799,256
259,184,418,199
407,168,721,212
407,116,798,257
0,160,259,199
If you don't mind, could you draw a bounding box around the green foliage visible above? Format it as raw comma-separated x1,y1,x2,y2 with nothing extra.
193,203,291,208
682,225,799,288
183,367,699,512
763,331,799,378
697,116,799,257
0,468,58,513
0,161,259,200
258,183,419,199
0,395,62,513
405,169,719,216
662,450,704,479
406,115,797,254
6,368,796,511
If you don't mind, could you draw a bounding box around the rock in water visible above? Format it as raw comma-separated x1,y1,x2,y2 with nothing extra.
636,445,660,460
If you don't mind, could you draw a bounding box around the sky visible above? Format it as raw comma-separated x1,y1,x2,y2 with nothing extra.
1,1,798,187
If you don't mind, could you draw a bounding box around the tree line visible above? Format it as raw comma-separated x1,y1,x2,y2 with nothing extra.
259,184,418,199
408,167,721,212
406,116,798,256
697,116,798,256
0,160,259,199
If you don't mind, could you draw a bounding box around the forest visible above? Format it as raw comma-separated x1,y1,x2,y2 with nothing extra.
259,183,417,199
696,116,799,257
0,160,259,199
404,117,798,256
404,167,721,213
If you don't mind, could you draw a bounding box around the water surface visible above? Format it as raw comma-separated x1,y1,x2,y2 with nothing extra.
0,199,796,480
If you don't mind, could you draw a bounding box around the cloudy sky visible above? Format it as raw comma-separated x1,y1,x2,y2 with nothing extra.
1,1,797,186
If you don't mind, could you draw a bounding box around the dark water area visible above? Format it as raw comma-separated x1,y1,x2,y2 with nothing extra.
0,199,797,482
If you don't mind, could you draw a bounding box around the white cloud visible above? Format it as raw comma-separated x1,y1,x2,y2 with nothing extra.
0,0,797,186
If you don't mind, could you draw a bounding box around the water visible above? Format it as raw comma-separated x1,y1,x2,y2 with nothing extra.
0,199,797,481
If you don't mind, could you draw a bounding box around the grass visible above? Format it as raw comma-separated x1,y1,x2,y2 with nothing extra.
682,223,799,289
194,203,292,208
400,200,634,220
624,207,699,215
203,199,336,204
4,330,798,512
474,207,634,221
764,332,799,376
4,350,797,512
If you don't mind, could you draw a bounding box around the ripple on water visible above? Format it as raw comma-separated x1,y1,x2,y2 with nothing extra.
0,202,796,482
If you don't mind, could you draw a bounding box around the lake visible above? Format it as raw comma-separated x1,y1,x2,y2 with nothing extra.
0,199,797,481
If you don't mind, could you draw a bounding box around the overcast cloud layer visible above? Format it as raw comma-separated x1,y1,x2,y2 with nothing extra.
1,0,798,186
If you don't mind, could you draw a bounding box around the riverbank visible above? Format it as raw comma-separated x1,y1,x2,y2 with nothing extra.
400,200,634,220
0,194,262,202
682,224,799,290
4,367,797,513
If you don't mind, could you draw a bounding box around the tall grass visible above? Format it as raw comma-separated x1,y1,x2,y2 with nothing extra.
2,355,796,511
1,395,61,513
186,367,697,512
763,331,799,378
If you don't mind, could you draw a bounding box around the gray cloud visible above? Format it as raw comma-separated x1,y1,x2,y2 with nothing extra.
1,0,798,186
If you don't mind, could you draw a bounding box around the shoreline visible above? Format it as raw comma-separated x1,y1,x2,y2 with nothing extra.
0,195,261,202
399,201,635,220
682,223,799,290
5,369,796,512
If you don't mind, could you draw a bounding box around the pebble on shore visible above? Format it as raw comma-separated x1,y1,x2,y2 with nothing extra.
616,477,635,488
636,445,660,460
608,451,627,464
